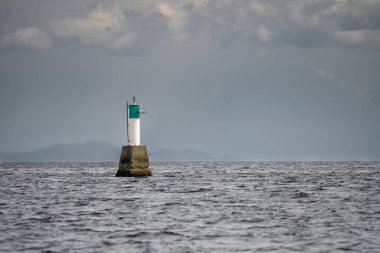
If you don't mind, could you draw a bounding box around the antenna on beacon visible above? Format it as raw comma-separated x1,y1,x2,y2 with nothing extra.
126,100,130,144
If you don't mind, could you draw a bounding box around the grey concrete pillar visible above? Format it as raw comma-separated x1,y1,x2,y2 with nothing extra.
116,145,151,177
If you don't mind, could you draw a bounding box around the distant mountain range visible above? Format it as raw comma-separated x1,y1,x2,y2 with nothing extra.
0,141,120,162
0,141,241,162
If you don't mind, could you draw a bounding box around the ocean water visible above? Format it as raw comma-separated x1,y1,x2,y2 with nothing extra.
0,162,379,252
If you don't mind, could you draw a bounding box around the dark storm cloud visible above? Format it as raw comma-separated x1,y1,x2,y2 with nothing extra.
2,0,380,52
289,27,330,48
332,0,380,31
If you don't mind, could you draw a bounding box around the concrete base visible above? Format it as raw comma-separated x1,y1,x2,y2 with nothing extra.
116,145,151,177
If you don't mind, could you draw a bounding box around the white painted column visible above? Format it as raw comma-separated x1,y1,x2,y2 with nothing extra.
129,118,140,146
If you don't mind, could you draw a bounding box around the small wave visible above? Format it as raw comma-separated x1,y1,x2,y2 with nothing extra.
125,231,150,238
102,240,116,246
336,242,362,251
177,188,212,193
163,202,185,206
161,230,182,236
75,201,89,206
239,218,266,223
293,191,309,198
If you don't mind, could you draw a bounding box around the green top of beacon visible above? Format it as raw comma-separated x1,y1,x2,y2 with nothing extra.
129,96,140,119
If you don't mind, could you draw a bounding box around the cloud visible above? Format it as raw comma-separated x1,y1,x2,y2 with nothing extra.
312,66,346,89
50,5,165,55
250,1,278,18
3,0,380,53
257,25,272,43
326,0,380,31
334,29,380,48
290,27,330,47
110,33,137,52
2,27,53,50
51,6,125,46
156,2,188,41
313,66,337,82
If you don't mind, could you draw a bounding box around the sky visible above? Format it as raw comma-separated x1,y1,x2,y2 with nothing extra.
0,0,379,160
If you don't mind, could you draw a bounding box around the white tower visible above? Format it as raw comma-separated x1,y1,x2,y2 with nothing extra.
127,96,142,146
